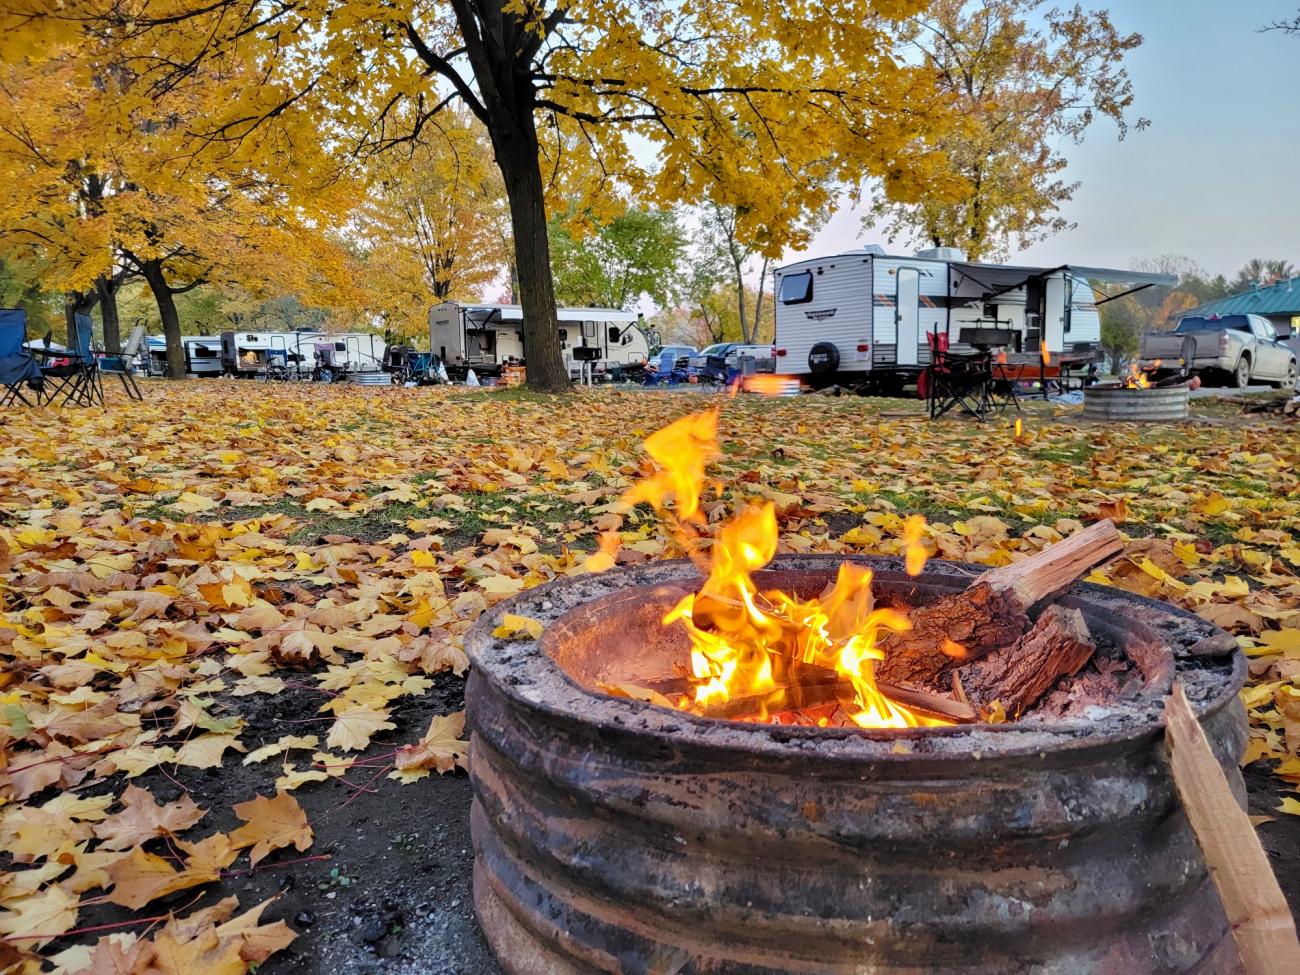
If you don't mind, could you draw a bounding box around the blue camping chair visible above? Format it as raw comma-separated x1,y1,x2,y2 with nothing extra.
41,313,103,407
643,350,687,386
97,324,145,400
0,309,45,407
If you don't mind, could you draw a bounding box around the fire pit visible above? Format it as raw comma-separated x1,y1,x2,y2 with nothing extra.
1083,382,1191,421
465,554,1246,974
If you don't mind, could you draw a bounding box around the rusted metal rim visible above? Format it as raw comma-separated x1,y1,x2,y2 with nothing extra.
466,554,1244,765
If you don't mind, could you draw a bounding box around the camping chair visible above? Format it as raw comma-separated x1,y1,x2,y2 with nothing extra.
926,347,995,421
0,309,45,407
41,313,103,407
989,355,1021,414
97,324,146,400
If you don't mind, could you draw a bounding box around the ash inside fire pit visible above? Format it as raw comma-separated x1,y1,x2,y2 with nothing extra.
465,554,1246,974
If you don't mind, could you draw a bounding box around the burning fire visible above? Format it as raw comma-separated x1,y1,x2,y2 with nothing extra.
1121,360,1159,389
592,408,948,729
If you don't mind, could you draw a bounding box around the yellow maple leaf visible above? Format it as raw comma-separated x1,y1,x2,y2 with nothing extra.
0,884,79,947
492,613,544,640
229,791,314,866
326,706,395,752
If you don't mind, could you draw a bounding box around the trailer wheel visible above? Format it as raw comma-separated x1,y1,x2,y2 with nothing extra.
808,342,840,377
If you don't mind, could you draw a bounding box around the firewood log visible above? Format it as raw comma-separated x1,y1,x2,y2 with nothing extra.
956,605,1095,717
877,520,1122,688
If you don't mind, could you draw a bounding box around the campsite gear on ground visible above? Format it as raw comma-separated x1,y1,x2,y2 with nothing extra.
313,342,345,383
925,346,996,421
466,369,480,387
97,324,146,400
40,313,103,407
695,354,729,387
0,309,45,407
643,350,687,386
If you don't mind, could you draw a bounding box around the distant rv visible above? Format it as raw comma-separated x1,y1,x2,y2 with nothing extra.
771,246,1174,389
428,301,651,380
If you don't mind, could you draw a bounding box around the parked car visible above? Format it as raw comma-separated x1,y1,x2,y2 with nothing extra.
1140,314,1297,389
689,343,739,370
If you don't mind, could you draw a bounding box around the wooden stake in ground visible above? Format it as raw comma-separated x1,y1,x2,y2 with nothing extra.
1165,683,1300,974
878,519,1123,687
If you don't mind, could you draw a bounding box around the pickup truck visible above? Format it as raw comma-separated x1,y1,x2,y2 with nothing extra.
1139,314,1298,389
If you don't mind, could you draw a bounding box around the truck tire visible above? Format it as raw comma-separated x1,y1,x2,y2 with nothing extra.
1232,354,1251,389
1180,335,1196,376
808,342,840,377
1278,360,1298,390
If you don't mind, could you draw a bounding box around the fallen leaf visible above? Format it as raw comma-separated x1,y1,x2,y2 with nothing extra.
229,791,314,866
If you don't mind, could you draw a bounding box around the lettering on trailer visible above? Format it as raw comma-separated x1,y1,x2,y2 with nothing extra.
873,294,938,308
804,308,838,321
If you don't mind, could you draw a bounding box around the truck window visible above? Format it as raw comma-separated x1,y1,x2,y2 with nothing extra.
779,271,813,305
1176,315,1250,333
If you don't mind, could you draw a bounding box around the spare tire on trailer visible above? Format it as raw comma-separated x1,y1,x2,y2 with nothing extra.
808,342,840,376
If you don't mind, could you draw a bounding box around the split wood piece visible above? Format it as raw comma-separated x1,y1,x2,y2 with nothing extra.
1164,683,1300,975
638,670,977,724
877,519,1123,687
956,605,1095,717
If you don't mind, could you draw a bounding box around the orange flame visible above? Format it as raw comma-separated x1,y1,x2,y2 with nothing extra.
616,408,947,729
744,374,802,397
1121,359,1159,389
1041,345,1051,367
1014,417,1023,440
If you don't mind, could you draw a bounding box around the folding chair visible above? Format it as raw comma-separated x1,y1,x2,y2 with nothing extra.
41,313,103,407
0,309,45,407
926,348,994,421
97,324,146,400
989,355,1021,414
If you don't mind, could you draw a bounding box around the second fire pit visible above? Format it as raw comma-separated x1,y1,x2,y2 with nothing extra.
1083,381,1191,421
465,555,1246,974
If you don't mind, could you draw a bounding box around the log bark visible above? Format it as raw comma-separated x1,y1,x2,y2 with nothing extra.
956,605,1095,717
876,520,1122,688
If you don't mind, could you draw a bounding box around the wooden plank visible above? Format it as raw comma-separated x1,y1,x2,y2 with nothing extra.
978,518,1123,610
1165,682,1300,974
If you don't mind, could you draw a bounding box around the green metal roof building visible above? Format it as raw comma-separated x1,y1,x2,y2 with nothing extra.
1189,278,1300,337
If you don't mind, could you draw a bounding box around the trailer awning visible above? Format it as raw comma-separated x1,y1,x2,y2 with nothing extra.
950,262,1177,294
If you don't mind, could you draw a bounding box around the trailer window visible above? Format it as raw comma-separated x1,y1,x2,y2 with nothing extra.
779,271,813,305
608,325,621,343
582,321,596,339
558,329,568,344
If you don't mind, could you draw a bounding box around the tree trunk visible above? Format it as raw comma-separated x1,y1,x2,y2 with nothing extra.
63,290,98,347
141,260,185,379
492,117,568,393
97,276,121,353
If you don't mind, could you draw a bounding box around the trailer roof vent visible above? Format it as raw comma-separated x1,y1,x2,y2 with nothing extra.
854,244,887,257
915,246,967,261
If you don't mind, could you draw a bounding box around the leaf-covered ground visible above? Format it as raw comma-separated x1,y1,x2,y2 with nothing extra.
0,382,1297,972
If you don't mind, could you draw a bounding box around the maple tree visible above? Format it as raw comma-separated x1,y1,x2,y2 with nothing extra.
869,0,1145,261
354,109,509,340
0,39,361,374
2,0,959,392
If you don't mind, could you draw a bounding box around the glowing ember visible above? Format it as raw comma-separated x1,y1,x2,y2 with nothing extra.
591,408,948,729
1121,360,1159,389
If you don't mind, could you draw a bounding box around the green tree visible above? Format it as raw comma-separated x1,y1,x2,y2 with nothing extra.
1231,259,1297,293
1098,292,1145,372
697,205,776,344
549,209,685,309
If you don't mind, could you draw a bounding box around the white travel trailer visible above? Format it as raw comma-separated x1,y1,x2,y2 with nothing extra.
771,246,1175,388
428,302,649,380
145,335,223,376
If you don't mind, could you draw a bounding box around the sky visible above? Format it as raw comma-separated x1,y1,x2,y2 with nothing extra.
787,0,1300,278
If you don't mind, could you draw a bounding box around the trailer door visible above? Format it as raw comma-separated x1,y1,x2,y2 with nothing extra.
1044,276,1067,353
895,268,920,365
